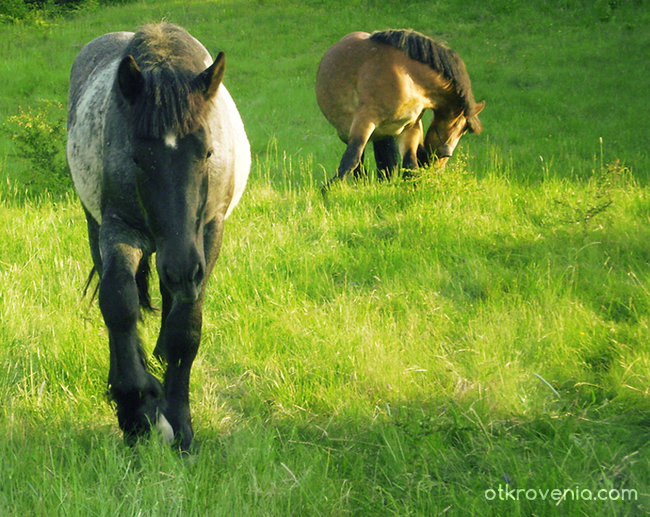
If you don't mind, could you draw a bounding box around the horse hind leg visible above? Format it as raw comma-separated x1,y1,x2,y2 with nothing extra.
82,206,102,272
416,144,430,168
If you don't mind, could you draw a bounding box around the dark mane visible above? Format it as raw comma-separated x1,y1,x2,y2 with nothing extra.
369,29,480,120
121,22,211,138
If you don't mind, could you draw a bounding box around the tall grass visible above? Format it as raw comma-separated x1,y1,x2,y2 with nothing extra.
0,0,648,515
2,156,648,514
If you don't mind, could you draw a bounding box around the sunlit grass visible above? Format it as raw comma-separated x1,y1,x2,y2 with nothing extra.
3,153,648,514
0,0,649,515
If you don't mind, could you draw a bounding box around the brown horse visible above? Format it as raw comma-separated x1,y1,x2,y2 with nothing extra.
316,29,484,191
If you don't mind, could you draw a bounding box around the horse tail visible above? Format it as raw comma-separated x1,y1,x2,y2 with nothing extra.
83,266,99,305
82,259,156,313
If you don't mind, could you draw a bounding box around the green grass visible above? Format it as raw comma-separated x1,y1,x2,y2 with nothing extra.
1,0,649,515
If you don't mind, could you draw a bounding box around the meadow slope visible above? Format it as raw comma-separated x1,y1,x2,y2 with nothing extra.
0,1,648,515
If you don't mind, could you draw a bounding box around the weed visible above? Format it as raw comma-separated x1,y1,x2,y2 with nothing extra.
553,155,633,231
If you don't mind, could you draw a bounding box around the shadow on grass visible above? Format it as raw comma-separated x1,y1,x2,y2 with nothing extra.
200,395,650,515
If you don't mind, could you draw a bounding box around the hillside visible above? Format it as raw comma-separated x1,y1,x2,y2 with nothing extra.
0,1,648,515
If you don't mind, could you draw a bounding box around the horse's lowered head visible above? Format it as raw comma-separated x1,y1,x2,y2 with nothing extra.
424,100,485,168
117,51,226,302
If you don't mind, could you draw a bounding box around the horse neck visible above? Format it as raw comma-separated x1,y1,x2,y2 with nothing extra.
410,63,461,111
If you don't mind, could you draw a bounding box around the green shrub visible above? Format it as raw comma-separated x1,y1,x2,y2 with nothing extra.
0,0,30,22
0,0,135,23
2,99,71,194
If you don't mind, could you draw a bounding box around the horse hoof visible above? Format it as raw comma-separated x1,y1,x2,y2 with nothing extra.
156,413,174,444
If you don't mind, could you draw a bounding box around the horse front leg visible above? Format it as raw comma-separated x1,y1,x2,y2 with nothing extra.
98,238,171,445
351,150,366,179
155,217,224,451
157,293,204,451
398,118,424,173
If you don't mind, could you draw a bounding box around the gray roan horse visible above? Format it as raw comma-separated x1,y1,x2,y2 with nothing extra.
67,23,250,450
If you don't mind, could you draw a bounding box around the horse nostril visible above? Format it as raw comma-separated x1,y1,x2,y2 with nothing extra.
190,262,204,285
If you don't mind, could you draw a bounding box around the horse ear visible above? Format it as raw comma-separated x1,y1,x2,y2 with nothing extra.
466,101,485,134
117,55,143,105
195,52,226,100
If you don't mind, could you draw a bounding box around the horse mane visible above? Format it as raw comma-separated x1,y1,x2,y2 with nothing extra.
121,22,211,138
369,29,481,130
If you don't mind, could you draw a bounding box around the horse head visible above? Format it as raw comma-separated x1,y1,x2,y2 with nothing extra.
117,51,226,302
424,101,485,168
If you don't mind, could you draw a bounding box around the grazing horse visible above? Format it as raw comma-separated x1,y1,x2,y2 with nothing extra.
316,29,484,191
66,23,250,450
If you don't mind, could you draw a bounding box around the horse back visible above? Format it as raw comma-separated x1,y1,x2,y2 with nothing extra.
67,32,134,223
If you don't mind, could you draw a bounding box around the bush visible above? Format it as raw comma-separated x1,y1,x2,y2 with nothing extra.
0,0,30,22
0,0,135,23
2,99,71,194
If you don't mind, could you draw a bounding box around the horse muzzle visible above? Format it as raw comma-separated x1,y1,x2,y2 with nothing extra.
158,250,205,303
436,144,453,159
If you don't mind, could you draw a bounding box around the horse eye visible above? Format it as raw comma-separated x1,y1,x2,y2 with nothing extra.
206,149,213,159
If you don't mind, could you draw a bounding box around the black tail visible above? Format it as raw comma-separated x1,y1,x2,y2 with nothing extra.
83,266,99,305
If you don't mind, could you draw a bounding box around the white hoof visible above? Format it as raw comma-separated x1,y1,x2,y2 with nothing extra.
155,413,174,444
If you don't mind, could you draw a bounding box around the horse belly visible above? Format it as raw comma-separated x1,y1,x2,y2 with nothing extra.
67,62,117,223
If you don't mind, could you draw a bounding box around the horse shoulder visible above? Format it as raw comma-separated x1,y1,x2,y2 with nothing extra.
67,32,135,224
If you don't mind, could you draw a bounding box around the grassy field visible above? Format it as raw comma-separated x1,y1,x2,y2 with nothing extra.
1,1,649,515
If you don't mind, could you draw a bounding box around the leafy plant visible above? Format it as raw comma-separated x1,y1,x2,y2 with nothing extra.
0,0,30,22
2,99,71,194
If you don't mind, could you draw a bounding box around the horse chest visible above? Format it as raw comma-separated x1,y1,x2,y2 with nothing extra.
375,110,421,138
